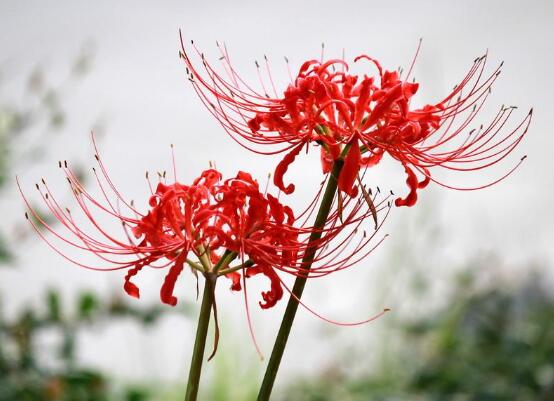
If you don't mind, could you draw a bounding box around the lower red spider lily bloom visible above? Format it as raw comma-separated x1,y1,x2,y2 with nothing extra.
18,149,300,309
18,139,389,315
180,35,532,206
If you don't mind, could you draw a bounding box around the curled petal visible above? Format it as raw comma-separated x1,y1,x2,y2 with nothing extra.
354,54,383,77
236,171,257,186
124,263,144,299
395,165,419,207
246,265,283,309
226,271,242,291
160,255,186,306
274,143,304,194
193,168,222,187
266,193,296,225
418,167,431,189
361,148,384,167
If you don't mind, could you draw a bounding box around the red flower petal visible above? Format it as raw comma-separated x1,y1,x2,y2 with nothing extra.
226,271,242,291
338,138,361,197
418,167,431,189
123,263,144,299
160,254,186,306
395,165,419,207
245,264,283,309
273,142,304,194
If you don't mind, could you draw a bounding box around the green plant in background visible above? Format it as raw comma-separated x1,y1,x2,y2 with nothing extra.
0,288,190,401
0,43,98,263
408,271,554,401
281,268,554,401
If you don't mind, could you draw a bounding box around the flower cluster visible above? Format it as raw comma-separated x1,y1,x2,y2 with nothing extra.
18,34,533,401
180,37,531,207
20,36,530,335
19,139,388,310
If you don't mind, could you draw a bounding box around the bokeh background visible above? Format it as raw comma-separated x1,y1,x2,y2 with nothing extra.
1,1,553,400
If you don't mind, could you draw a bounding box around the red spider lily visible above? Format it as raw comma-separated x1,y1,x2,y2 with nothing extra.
18,138,389,314
180,35,532,206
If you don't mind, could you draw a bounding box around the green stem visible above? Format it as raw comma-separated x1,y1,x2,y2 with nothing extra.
217,259,255,276
257,159,344,401
184,275,215,401
184,250,237,401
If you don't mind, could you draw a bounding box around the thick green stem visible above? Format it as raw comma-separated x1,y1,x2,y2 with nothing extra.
257,159,344,401
184,275,215,401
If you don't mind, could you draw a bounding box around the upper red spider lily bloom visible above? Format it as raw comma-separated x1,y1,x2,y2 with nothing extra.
179,36,532,206
18,140,389,313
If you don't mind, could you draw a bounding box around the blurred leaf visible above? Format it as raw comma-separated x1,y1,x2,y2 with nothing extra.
46,289,62,322
0,234,12,263
77,292,100,320
42,89,59,110
60,328,76,364
125,387,150,401
49,110,65,128
107,297,129,317
140,308,161,326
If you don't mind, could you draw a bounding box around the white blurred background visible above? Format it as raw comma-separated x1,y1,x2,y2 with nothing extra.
1,0,552,391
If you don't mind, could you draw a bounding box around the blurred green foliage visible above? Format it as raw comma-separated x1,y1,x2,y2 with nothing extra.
0,236,11,264
0,44,96,264
0,289,185,401
282,271,554,401
0,44,93,185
